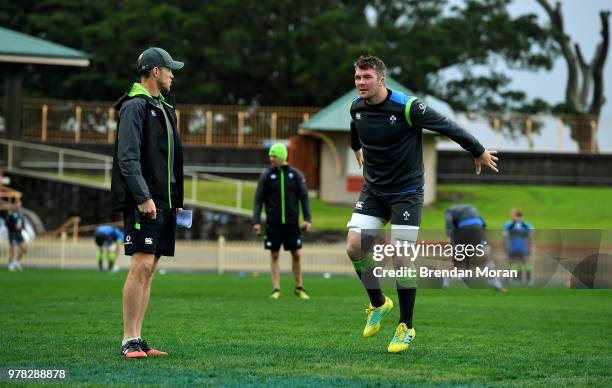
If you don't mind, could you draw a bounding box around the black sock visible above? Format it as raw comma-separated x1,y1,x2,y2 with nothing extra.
356,270,386,307
396,287,416,328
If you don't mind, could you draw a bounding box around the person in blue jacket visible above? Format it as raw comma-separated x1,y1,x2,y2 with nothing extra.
94,225,124,272
503,209,533,285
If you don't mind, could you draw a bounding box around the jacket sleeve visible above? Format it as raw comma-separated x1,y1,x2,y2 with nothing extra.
409,99,485,158
117,100,152,205
350,120,361,151
297,171,311,223
174,132,184,208
252,170,267,225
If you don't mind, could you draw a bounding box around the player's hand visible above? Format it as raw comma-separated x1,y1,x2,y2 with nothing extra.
474,150,499,174
253,224,262,236
354,149,364,169
138,198,157,219
301,221,312,232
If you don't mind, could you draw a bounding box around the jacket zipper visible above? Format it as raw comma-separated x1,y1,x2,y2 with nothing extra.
149,100,172,208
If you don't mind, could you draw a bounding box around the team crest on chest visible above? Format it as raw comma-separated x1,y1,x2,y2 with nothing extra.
390,115,397,125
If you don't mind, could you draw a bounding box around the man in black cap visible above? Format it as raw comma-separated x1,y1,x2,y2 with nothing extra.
111,47,184,358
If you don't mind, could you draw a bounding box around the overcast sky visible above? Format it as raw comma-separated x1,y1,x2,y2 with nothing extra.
506,0,612,116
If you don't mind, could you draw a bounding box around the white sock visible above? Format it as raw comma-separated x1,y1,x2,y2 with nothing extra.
122,337,140,346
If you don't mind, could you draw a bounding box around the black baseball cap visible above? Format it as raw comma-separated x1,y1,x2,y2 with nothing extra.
136,47,184,71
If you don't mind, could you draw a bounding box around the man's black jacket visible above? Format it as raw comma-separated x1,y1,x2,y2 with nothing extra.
253,165,311,225
111,83,184,211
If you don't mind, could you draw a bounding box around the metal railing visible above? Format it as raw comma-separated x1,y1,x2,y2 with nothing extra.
0,138,113,185
0,139,257,214
183,171,257,212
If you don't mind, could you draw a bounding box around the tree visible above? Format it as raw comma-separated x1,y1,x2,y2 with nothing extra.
0,0,576,120
537,0,610,152
368,0,557,112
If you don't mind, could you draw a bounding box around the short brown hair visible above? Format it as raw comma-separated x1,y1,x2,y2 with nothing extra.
354,55,386,78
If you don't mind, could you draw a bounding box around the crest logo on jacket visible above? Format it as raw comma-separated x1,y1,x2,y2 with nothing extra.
390,115,397,125
151,110,157,117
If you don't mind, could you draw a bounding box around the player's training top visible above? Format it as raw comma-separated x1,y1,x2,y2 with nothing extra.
503,220,532,254
444,204,485,236
350,89,485,194
95,225,125,242
253,165,311,225
4,210,25,232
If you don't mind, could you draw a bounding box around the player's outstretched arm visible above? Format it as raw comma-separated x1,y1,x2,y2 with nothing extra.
474,150,499,174
409,99,499,174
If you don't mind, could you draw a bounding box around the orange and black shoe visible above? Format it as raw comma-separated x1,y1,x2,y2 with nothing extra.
139,339,168,356
120,340,147,358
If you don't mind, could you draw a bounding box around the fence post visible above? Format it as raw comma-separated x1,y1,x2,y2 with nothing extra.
58,150,64,177
107,107,115,143
236,180,243,210
493,116,501,149
590,119,597,153
60,232,67,270
72,218,79,243
217,236,225,274
237,112,244,146
556,118,564,151
75,105,82,143
206,110,213,146
271,112,278,140
191,173,197,202
41,104,48,141
525,117,533,150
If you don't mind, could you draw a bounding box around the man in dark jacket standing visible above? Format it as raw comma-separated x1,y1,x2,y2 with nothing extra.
253,143,312,300
111,47,184,358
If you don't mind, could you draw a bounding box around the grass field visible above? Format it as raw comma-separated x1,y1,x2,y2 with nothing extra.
1,269,610,386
